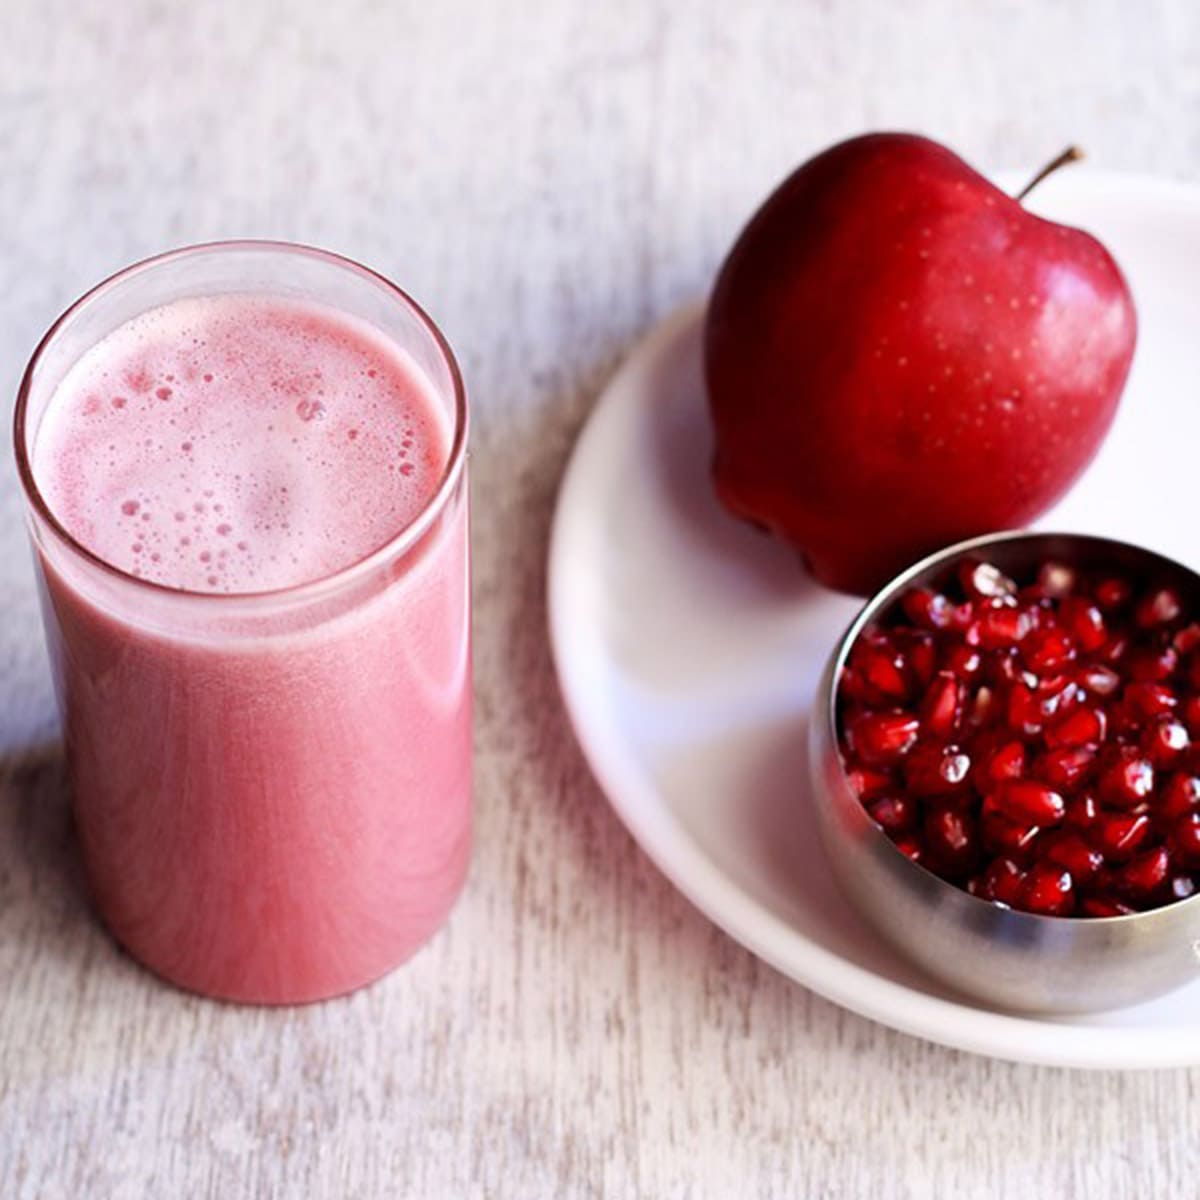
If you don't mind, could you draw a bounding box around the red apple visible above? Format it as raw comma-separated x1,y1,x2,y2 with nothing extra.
705,133,1137,595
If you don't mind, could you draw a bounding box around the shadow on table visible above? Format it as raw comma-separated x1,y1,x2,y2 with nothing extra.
638,303,824,604
0,742,106,973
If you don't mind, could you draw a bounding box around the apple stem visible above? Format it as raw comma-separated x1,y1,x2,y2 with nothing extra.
1015,146,1085,202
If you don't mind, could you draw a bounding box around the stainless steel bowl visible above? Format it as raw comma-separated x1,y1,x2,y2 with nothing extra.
809,530,1200,1014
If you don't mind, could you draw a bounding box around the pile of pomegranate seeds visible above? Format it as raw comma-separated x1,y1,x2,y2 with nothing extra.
837,555,1200,917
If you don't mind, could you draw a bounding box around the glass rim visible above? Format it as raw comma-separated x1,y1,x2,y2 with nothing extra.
12,239,469,609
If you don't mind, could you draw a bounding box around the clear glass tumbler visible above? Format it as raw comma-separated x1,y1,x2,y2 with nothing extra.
13,242,471,1003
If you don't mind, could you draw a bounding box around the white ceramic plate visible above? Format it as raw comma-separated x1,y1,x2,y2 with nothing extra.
548,170,1200,1069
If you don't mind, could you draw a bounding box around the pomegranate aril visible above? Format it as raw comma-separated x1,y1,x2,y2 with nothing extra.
1092,811,1151,862
1186,652,1200,692
1106,699,1141,740
941,645,983,682
1059,596,1107,652
923,807,979,879
1036,675,1082,722
904,742,972,795
841,555,1200,916
852,642,911,702
1032,746,1097,792
1141,716,1190,768
1126,644,1178,683
1171,874,1197,901
979,856,1025,906
981,808,1041,860
978,739,1027,788
992,779,1065,826
903,633,937,688
901,587,965,632
984,649,1025,687
1036,561,1078,599
971,603,1031,650
966,686,996,729
1003,675,1081,739
1183,695,1200,737
899,587,942,631
1021,627,1075,674
1113,845,1170,902
1016,598,1051,634
1158,772,1200,821
924,789,974,815
1044,705,1107,750
1094,576,1132,612
1097,747,1155,809
1099,633,1131,665
919,671,961,739
1124,681,1178,720
1167,812,1200,868
1064,792,1100,832
1041,832,1104,885
1079,896,1136,918
844,764,894,801
1075,663,1121,698
846,711,920,766
867,794,919,836
838,665,867,704
1136,586,1183,630
1020,863,1075,916
958,559,1017,600
1006,683,1043,738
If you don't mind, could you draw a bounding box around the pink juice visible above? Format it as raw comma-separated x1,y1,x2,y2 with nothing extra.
21,273,471,1004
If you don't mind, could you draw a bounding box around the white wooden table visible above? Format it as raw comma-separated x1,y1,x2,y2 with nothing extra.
3,2,1200,1195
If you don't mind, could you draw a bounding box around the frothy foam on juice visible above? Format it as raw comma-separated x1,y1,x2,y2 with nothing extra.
33,294,450,593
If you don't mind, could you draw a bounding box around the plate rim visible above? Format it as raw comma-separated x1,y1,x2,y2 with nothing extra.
547,171,1200,1069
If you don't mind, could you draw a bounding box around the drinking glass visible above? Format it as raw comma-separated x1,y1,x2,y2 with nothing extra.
13,242,472,1003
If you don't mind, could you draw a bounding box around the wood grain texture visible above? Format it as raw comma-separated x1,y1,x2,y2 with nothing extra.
3,1,1200,1195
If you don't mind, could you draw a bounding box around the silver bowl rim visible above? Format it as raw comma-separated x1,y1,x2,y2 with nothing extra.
818,527,1200,928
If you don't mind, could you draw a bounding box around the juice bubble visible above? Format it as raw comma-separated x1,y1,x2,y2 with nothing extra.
296,399,326,423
